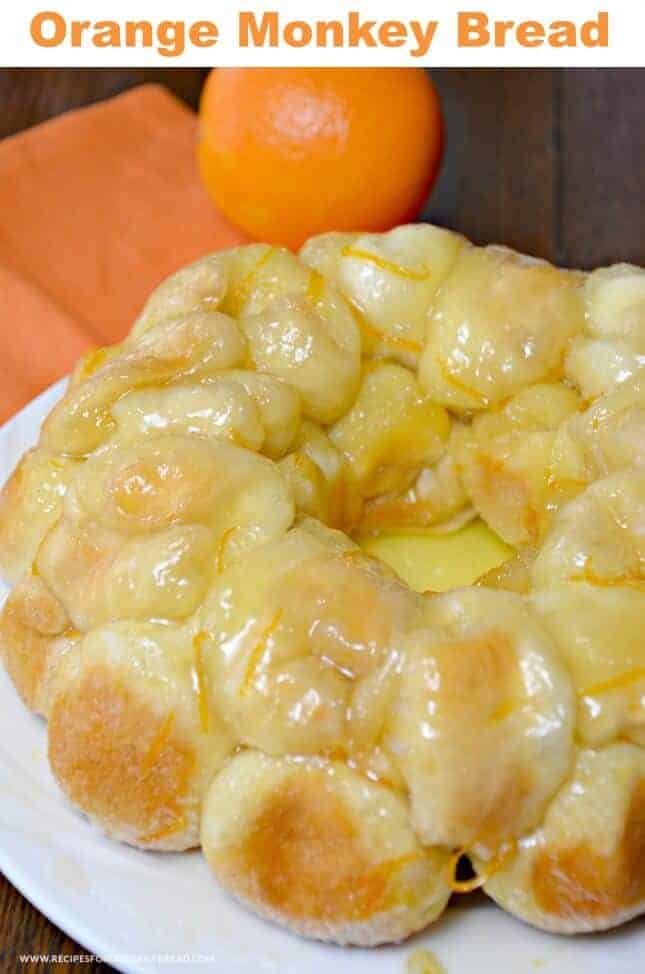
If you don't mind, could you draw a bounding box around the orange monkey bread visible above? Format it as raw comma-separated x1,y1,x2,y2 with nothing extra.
0,227,643,944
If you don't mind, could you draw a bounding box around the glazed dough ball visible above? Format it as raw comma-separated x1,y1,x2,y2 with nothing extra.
68,435,293,547
585,263,645,348
240,296,360,424
452,382,582,546
564,373,645,475
531,471,644,590
221,244,311,317
197,522,417,757
358,435,471,535
34,436,294,629
111,381,266,451
564,264,645,399
42,312,247,456
47,621,235,850
299,231,360,281
195,244,363,424
38,522,217,631
386,587,574,853
0,573,77,715
131,253,229,337
565,335,644,400
481,744,645,933
330,362,450,502
111,371,301,460
279,421,351,528
0,449,79,584
218,371,302,458
419,246,585,411
201,751,451,945
302,225,464,366
530,469,645,748
197,525,353,757
533,583,645,748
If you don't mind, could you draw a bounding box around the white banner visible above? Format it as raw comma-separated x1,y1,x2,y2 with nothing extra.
1,0,643,67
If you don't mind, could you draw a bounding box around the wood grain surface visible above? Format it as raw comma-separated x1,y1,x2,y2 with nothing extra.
0,66,643,972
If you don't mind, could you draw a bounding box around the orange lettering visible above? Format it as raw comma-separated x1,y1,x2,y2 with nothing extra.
30,10,66,46
190,21,218,47
239,11,278,47
549,21,576,46
157,21,185,57
458,12,489,46
494,21,515,47
348,11,377,47
378,21,407,47
70,20,91,47
284,20,312,47
316,20,343,46
517,21,545,47
581,12,609,47
124,21,153,47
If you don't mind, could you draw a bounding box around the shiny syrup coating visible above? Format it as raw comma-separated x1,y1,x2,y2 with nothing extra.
0,228,643,945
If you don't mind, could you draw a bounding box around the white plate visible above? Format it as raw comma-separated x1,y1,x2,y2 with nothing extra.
0,382,643,974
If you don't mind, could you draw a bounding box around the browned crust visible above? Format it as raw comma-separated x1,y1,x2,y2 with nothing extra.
48,665,196,848
218,775,404,925
0,451,33,579
532,779,645,923
0,575,69,712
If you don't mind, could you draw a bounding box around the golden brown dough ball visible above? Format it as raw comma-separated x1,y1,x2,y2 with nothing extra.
330,361,450,503
201,751,451,945
197,521,417,758
301,224,464,367
480,743,645,933
0,449,79,584
451,382,583,545
0,573,77,715
420,246,585,411
386,587,574,854
47,620,235,850
565,263,645,400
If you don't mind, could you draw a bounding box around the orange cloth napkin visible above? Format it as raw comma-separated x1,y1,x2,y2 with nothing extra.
0,84,247,423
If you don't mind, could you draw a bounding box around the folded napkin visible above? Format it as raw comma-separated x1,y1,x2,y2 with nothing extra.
0,84,246,423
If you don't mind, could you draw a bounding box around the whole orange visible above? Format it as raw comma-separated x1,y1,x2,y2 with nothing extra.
198,68,443,251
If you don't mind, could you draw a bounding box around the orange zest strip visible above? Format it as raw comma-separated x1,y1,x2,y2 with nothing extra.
192,633,210,733
568,563,645,592
226,246,275,317
341,245,432,282
141,711,175,774
216,526,236,574
239,609,283,698
357,499,444,534
488,698,515,724
139,811,186,845
546,459,589,491
438,360,488,405
306,269,326,305
578,667,645,699
445,841,516,893
351,303,423,354
76,346,109,382
524,502,540,543
341,547,367,563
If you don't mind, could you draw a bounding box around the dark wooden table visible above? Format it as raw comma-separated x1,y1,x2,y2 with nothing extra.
0,67,643,973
